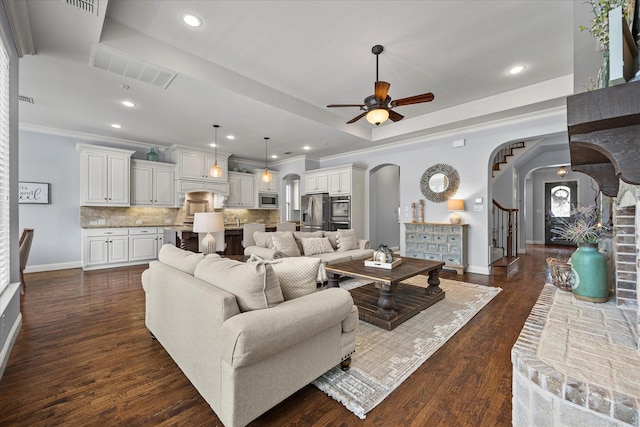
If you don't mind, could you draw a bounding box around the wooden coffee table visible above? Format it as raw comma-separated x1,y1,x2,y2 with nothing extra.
325,257,445,330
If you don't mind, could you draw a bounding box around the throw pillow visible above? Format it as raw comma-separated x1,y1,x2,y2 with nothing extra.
158,244,207,275
301,237,335,256
293,230,324,253
323,231,339,250
253,231,274,248
194,256,283,312
268,257,320,300
336,229,358,252
271,232,301,257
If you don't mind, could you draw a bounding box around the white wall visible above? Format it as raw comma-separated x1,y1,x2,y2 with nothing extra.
19,132,82,269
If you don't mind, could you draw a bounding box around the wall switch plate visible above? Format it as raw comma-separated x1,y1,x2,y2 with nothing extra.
136,219,143,225
90,220,97,225
97,219,106,225
474,205,484,212
475,198,483,204
165,219,171,224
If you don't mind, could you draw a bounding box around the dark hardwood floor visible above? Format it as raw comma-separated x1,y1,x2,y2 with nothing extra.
0,244,575,426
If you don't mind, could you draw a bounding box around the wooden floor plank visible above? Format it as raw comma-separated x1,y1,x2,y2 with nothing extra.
0,244,575,426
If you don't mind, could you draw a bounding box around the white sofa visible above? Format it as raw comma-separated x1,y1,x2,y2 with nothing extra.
141,245,358,427
244,229,374,265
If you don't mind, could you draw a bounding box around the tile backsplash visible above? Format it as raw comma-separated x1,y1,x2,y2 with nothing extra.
81,206,281,227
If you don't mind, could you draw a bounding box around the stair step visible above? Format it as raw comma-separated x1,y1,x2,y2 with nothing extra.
490,256,520,276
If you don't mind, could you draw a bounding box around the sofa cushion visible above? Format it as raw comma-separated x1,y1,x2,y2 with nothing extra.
271,232,301,257
337,229,358,251
323,231,339,250
293,231,324,252
253,231,274,248
194,256,283,312
268,257,320,300
301,237,334,256
308,251,352,265
158,244,207,275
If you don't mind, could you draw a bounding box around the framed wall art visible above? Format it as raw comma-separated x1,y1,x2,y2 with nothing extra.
19,182,50,204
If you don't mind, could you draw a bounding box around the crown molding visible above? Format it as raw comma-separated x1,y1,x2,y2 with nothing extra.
3,0,36,57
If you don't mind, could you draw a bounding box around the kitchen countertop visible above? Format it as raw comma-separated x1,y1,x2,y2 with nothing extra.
83,222,299,231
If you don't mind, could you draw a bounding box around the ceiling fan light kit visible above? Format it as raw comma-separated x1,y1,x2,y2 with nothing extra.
327,44,434,125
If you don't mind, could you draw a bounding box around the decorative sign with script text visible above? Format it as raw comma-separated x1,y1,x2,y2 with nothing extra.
19,182,50,204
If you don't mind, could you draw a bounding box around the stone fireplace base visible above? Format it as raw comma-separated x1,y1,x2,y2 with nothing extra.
512,285,639,426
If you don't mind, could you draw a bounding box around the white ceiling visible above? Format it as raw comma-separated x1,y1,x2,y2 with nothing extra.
14,0,601,163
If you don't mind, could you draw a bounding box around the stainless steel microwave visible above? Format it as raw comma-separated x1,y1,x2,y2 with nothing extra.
258,193,278,208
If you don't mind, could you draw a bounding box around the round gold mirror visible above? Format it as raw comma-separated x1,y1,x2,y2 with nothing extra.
420,164,460,203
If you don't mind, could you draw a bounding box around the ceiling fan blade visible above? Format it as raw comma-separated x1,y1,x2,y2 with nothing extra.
374,81,390,101
388,109,404,122
327,104,365,108
390,92,435,107
346,111,367,124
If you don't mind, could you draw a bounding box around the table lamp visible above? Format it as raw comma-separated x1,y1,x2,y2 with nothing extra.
193,212,224,254
446,199,465,224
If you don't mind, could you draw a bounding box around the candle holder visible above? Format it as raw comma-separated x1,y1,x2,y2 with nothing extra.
411,202,417,223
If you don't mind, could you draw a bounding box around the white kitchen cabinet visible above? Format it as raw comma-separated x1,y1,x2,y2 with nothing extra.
83,229,129,268
131,160,175,206
83,227,164,270
304,171,329,194
129,228,162,261
255,170,279,193
228,172,255,207
79,145,134,206
328,169,351,195
171,147,229,182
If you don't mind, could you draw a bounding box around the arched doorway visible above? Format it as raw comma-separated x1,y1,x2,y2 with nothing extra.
369,164,400,249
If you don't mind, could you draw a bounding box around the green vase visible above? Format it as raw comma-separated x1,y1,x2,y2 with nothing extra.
146,147,159,161
570,243,608,303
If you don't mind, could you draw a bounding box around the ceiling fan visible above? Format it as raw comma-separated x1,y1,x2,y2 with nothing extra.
327,45,434,126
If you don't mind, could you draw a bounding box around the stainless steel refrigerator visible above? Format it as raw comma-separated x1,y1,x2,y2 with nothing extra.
301,193,330,232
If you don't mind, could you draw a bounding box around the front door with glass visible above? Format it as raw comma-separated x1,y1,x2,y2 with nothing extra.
544,181,577,246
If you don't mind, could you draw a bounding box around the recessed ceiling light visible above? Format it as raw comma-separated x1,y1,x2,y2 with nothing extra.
181,13,202,28
226,135,235,140
303,146,311,151
271,154,278,159
209,143,217,148
122,100,135,108
507,65,526,75
111,123,122,129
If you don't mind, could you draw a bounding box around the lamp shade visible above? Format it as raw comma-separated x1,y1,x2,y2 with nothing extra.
447,199,465,212
366,108,389,125
193,212,224,233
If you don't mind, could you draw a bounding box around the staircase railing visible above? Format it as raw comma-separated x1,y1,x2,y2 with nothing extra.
492,199,519,258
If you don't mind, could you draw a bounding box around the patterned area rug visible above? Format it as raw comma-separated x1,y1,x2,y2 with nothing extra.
313,276,502,419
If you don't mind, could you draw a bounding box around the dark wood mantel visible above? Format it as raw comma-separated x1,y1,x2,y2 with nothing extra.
566,80,640,196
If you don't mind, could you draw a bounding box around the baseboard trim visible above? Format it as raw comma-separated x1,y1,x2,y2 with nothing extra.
24,261,82,273
467,265,491,275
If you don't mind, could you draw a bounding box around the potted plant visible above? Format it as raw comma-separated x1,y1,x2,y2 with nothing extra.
551,205,609,302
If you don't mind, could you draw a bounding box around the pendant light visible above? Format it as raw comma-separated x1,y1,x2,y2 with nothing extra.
209,124,223,178
261,137,272,183
556,165,568,178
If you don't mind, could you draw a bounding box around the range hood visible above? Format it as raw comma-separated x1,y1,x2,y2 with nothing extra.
566,80,640,196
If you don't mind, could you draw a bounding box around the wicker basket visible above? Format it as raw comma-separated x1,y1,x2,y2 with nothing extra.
546,257,573,292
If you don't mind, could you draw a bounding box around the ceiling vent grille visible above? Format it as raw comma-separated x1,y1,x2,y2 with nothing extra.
89,45,177,89
66,0,98,15
18,95,34,104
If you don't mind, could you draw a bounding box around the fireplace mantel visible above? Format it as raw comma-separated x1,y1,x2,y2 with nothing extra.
566,80,640,196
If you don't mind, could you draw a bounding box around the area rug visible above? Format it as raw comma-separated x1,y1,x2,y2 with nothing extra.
312,276,502,419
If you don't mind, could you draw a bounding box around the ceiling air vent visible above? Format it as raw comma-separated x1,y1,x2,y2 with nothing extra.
66,0,99,15
19,95,34,104
89,45,177,90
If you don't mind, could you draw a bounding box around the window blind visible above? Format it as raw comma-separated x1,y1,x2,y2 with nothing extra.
0,39,10,293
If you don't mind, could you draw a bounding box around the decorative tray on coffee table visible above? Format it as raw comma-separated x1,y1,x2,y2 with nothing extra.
364,257,403,269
